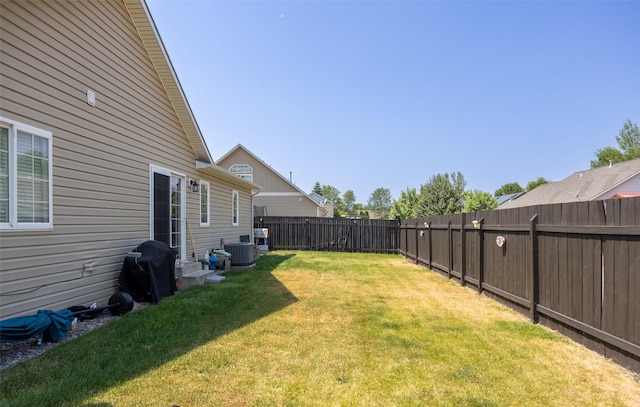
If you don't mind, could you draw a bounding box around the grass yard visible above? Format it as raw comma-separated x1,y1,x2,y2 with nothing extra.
1,251,638,406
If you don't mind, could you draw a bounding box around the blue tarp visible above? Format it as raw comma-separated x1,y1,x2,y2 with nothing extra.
0,309,75,343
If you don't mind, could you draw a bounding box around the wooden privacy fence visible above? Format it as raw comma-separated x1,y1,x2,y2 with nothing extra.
399,197,640,373
254,216,400,253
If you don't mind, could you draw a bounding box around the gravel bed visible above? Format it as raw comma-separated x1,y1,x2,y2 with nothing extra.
0,312,117,370
1,302,149,370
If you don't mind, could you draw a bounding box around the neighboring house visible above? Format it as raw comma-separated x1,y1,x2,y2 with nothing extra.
499,158,640,209
496,192,526,207
0,0,259,319
309,192,335,215
217,144,334,217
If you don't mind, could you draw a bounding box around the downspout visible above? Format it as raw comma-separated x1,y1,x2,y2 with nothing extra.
251,188,262,243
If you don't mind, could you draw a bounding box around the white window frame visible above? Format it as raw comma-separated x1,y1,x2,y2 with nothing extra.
0,117,53,231
229,164,253,182
232,189,239,226
200,179,210,227
229,163,252,173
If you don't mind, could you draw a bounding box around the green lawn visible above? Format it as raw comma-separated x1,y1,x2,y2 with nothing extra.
1,251,638,406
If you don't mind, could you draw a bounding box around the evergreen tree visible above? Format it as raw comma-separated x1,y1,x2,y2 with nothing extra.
416,172,466,216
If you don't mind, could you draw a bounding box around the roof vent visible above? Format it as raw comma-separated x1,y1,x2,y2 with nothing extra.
609,160,613,168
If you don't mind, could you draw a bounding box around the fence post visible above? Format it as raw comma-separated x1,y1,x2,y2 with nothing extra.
403,219,408,259
461,213,467,286
477,217,485,294
306,217,311,250
529,214,539,323
427,220,432,269
447,219,453,279
415,220,419,264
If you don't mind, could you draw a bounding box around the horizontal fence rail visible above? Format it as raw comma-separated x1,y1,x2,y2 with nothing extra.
399,197,640,373
254,216,400,254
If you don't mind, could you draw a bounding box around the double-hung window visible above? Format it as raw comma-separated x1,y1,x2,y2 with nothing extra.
232,190,239,226
200,180,210,226
0,118,53,230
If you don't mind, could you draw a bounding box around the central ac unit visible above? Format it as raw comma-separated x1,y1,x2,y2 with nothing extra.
224,242,254,266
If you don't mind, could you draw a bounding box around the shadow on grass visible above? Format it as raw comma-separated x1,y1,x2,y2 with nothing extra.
0,253,298,406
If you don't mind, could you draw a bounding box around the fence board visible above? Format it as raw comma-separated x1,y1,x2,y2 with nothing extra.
255,216,399,253
258,197,640,373
397,196,640,373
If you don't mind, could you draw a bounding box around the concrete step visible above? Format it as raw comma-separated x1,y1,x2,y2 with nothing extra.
205,275,226,284
176,261,198,275
180,269,215,289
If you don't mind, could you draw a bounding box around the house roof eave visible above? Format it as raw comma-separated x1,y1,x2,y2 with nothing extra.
196,160,262,191
123,0,213,164
218,144,325,208
590,169,640,201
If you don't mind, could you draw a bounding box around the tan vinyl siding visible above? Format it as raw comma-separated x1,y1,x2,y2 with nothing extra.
217,146,325,217
0,0,172,318
254,195,319,216
188,177,253,257
218,148,297,193
0,0,252,319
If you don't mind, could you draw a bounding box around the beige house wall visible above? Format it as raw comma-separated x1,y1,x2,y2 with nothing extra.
191,177,254,255
0,0,254,319
219,148,294,193
253,194,322,217
217,145,330,217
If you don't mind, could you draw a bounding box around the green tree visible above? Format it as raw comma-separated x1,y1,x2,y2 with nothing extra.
526,177,550,192
494,182,524,197
311,182,322,195
342,190,356,215
590,146,625,168
416,172,466,216
389,188,418,219
463,189,498,212
367,187,393,218
616,119,640,158
591,119,640,168
320,185,341,202
318,185,343,216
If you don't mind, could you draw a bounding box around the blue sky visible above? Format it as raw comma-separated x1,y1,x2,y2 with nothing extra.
146,0,640,203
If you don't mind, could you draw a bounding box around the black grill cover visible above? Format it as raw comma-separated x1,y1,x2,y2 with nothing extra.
118,240,177,303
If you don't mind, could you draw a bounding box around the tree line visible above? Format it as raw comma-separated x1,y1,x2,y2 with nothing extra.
313,119,640,219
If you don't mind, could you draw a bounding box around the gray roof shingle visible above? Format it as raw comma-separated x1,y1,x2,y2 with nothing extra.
500,158,640,209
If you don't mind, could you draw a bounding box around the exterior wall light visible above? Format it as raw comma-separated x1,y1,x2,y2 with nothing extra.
190,179,199,193
472,220,480,229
